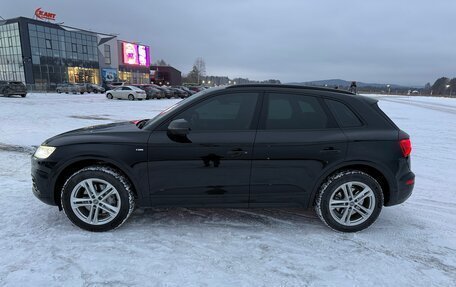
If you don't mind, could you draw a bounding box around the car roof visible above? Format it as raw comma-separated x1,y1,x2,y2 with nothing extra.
223,84,377,104
226,84,355,95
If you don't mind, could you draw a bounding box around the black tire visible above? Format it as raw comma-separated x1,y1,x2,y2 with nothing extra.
106,93,113,99
315,170,383,232
21,94,26,98
128,94,135,101
61,166,135,232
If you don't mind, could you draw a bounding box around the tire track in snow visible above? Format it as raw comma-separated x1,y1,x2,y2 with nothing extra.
0,143,36,155
380,98,456,115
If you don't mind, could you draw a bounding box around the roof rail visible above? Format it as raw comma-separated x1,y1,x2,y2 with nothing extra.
225,84,355,95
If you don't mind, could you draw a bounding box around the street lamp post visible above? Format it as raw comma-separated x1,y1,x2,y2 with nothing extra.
446,84,451,96
386,84,391,95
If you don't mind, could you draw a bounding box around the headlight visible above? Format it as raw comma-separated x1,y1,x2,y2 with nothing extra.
34,146,56,159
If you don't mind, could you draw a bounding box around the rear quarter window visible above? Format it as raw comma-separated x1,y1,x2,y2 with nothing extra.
325,99,362,128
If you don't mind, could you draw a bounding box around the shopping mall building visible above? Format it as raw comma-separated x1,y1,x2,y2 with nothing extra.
0,15,151,90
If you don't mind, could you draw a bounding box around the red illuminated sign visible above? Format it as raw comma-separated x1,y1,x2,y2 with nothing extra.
35,8,56,21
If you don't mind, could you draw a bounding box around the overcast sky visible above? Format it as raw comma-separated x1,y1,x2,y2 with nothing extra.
2,0,455,85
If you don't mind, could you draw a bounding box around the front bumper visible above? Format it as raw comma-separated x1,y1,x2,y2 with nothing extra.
31,156,57,206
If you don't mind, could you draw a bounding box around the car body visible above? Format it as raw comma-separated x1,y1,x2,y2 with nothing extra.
0,80,27,97
177,86,196,96
132,84,165,99
152,85,174,98
105,85,147,100
169,87,188,98
56,83,85,94
106,82,125,90
84,84,105,94
31,84,414,232
187,86,205,93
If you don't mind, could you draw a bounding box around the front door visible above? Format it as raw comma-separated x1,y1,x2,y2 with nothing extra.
147,92,260,207
250,92,347,207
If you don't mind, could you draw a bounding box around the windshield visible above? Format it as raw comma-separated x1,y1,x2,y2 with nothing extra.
143,87,223,129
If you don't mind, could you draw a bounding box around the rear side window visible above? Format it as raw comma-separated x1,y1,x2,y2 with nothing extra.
325,99,362,128
263,93,329,130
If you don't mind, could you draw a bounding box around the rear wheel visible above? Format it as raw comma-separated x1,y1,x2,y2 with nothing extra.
106,93,113,99
315,170,383,232
61,166,135,232
128,94,135,101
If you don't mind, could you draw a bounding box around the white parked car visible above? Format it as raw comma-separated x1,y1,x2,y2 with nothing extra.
105,85,147,100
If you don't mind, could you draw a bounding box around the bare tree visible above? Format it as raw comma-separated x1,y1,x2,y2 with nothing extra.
153,59,168,66
194,57,206,84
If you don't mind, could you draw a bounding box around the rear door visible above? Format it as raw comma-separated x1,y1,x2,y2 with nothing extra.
250,91,347,207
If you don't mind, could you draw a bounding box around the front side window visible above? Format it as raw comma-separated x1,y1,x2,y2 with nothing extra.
171,93,259,131
263,93,329,130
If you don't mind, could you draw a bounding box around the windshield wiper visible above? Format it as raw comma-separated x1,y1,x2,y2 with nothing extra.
135,119,149,129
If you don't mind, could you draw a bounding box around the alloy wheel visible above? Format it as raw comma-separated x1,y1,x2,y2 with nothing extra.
70,178,121,225
328,181,376,226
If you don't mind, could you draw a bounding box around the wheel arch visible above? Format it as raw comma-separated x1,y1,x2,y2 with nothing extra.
309,161,394,207
52,157,141,208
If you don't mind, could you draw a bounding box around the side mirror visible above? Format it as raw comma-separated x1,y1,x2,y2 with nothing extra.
167,119,191,143
167,119,190,136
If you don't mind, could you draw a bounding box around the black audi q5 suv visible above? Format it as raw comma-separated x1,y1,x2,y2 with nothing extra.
31,84,414,232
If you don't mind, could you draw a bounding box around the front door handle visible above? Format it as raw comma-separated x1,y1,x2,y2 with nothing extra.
227,148,248,157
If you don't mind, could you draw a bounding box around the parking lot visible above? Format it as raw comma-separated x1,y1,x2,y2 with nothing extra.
0,93,455,286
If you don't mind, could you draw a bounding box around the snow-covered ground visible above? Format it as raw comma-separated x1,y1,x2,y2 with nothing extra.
0,93,455,286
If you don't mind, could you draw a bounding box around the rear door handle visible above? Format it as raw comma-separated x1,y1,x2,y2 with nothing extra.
320,147,341,153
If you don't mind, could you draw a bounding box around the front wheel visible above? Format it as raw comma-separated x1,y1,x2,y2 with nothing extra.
61,166,135,232
315,170,383,232
128,94,135,101
106,93,113,99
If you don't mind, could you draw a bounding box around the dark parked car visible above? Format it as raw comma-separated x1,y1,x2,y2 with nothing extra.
132,84,165,99
31,84,414,232
56,83,85,94
152,85,174,99
84,84,105,94
187,86,205,93
0,80,27,97
177,86,196,96
169,87,188,98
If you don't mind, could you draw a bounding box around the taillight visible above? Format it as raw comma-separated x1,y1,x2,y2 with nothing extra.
399,138,412,157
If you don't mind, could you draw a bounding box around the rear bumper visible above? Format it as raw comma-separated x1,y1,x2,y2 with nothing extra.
385,158,415,206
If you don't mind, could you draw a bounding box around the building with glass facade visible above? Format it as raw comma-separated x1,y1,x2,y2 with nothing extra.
0,22,25,82
0,17,103,90
0,16,153,91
